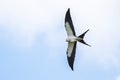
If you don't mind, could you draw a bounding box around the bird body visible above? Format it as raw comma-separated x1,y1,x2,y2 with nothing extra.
64,8,91,70
66,36,82,42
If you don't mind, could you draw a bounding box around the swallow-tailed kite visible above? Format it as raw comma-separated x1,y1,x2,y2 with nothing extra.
65,8,91,71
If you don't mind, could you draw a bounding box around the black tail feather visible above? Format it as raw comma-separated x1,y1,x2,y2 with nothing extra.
78,29,91,47
79,29,89,39
79,40,91,47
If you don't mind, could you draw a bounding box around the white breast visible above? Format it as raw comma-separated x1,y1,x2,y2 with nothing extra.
66,36,77,42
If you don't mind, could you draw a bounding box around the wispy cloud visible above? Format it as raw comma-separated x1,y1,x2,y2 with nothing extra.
0,0,120,68
116,75,120,80
0,0,61,47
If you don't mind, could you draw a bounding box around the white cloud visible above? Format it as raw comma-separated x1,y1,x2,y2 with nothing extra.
116,75,120,80
0,0,61,47
0,0,120,68
71,0,120,68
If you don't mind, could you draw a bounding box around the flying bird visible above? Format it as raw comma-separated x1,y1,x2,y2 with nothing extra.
65,8,91,71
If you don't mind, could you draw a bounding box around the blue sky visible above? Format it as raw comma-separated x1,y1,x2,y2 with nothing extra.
0,0,120,80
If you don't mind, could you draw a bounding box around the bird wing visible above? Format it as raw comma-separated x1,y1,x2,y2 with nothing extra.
67,42,77,70
65,8,76,36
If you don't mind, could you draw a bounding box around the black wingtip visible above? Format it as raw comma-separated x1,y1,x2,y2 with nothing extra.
68,63,74,71
71,67,74,71
67,56,75,71
68,8,70,11
66,8,70,14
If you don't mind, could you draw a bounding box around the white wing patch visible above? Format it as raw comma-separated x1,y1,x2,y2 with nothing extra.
65,22,74,36
67,42,75,57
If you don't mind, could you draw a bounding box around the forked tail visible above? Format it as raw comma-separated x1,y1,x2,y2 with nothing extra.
78,29,91,47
